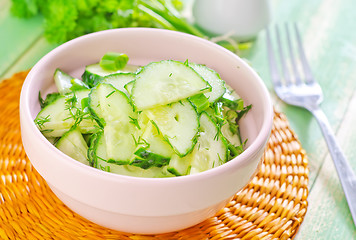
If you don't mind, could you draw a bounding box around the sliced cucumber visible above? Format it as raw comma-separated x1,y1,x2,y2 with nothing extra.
35,57,249,178
56,128,89,165
136,111,150,130
73,89,99,133
99,159,175,178
88,131,105,167
220,120,241,147
103,123,137,164
54,69,76,94
131,147,170,169
82,63,139,87
54,69,88,94
124,80,134,95
92,132,174,178
167,153,192,176
88,83,138,163
189,63,226,103
88,83,136,126
189,112,228,175
101,73,136,96
35,96,72,137
35,91,97,137
220,106,242,147
139,119,174,158
46,137,59,145
131,60,211,110
144,100,198,157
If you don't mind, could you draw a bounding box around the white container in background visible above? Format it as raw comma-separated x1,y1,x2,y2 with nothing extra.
193,0,271,41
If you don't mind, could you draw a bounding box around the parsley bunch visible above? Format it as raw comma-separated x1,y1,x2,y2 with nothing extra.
11,0,206,43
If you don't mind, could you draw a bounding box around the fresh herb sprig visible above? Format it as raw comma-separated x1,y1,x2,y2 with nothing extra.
10,0,242,52
10,0,205,43
35,115,51,129
63,93,91,127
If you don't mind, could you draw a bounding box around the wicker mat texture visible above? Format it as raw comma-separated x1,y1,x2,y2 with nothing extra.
0,71,309,240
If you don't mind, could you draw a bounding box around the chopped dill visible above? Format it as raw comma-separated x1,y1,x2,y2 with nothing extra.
35,115,51,129
106,90,115,98
63,93,91,127
129,116,140,129
150,120,161,135
132,135,149,148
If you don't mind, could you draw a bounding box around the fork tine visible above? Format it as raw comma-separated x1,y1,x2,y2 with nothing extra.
266,27,282,88
294,23,314,83
285,23,302,85
275,25,293,86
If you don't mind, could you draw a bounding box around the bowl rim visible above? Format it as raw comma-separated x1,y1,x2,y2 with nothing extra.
20,28,273,186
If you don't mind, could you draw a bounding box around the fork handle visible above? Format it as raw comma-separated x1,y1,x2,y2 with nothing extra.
311,107,356,225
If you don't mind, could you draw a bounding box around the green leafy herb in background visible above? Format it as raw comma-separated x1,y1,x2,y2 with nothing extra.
10,0,242,52
11,0,199,42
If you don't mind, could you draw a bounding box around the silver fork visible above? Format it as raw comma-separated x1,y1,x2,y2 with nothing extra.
266,23,356,226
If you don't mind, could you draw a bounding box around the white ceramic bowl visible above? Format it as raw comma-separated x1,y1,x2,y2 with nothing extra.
20,28,273,234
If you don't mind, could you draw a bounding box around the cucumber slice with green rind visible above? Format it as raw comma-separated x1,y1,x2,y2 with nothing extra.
124,80,134,95
104,123,137,164
167,154,192,176
189,112,228,175
35,96,74,137
56,128,89,166
54,69,89,94
82,63,139,87
139,120,174,158
189,63,226,103
101,72,136,96
88,83,136,127
220,112,241,147
132,60,211,110
92,132,174,178
144,100,199,157
88,83,138,163
54,69,77,94
88,131,104,167
35,90,98,137
131,147,170,169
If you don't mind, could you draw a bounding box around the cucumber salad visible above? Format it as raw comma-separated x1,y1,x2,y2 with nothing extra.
35,52,251,178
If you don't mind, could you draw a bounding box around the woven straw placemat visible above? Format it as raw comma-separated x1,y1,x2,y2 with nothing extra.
0,71,308,240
